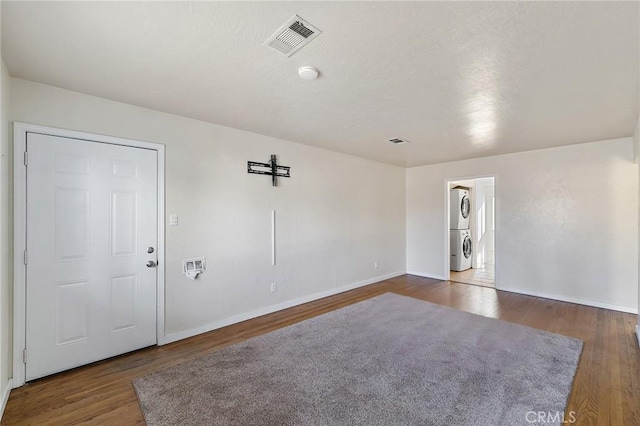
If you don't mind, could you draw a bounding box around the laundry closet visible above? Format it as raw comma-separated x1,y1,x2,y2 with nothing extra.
448,178,495,287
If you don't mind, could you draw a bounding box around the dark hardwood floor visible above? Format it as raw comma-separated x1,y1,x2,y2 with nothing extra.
3,275,639,425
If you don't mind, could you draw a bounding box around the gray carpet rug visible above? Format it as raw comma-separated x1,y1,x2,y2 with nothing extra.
133,293,583,426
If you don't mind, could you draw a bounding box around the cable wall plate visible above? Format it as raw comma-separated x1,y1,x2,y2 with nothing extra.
183,257,206,280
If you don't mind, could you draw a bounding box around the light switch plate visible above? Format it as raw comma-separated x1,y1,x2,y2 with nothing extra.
169,214,178,226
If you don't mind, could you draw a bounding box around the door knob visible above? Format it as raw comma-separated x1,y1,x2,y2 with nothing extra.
146,260,157,268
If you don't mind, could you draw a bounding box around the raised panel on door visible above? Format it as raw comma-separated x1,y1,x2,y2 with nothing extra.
111,191,138,257
55,187,90,261
55,280,89,346
25,132,158,381
110,274,139,333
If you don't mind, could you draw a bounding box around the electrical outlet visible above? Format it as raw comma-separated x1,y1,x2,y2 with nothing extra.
374,261,379,269
270,282,277,292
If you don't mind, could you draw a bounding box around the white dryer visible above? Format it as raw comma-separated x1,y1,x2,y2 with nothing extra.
450,188,471,230
450,229,472,272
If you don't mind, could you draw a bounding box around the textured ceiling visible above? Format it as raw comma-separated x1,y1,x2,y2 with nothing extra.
2,1,639,167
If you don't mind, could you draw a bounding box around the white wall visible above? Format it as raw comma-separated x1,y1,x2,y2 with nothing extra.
1,63,13,411
633,116,639,164
407,139,638,313
1,0,15,407
9,78,406,341
635,115,640,338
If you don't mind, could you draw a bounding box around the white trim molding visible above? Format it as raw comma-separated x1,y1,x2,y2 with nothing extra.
499,286,638,315
12,122,166,387
160,271,405,345
0,379,12,421
406,271,446,281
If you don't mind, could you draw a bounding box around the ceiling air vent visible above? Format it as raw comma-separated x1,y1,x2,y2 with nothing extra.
389,138,410,144
264,15,322,57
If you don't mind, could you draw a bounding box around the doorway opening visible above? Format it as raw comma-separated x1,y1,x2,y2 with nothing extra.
445,176,496,288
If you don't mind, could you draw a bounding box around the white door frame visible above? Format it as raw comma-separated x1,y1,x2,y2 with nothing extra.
12,122,166,387
443,174,498,287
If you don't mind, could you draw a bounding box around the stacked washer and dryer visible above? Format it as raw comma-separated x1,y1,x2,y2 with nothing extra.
450,187,472,272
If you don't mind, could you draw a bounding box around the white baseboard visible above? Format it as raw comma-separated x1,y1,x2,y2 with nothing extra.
159,271,405,345
498,286,638,314
406,271,446,281
636,325,640,348
0,379,13,422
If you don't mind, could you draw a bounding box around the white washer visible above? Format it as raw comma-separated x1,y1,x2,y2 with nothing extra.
450,229,472,272
450,188,471,230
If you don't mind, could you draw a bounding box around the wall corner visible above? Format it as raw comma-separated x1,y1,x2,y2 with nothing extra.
634,115,640,164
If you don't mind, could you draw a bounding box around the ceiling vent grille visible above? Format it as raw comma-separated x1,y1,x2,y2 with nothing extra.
265,15,322,57
389,138,410,144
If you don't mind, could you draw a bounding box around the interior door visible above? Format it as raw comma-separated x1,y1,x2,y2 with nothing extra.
25,132,158,380
486,188,495,263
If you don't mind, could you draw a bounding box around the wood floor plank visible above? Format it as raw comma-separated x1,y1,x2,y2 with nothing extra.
622,314,640,425
2,274,638,425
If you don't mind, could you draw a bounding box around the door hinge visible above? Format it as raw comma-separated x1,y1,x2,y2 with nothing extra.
23,250,28,265
23,151,28,166
23,348,27,364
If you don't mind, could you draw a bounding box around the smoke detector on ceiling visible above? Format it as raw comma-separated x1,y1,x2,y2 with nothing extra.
298,66,319,80
388,138,410,144
264,15,322,57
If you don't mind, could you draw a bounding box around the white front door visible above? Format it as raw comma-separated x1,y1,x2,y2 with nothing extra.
25,132,158,380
